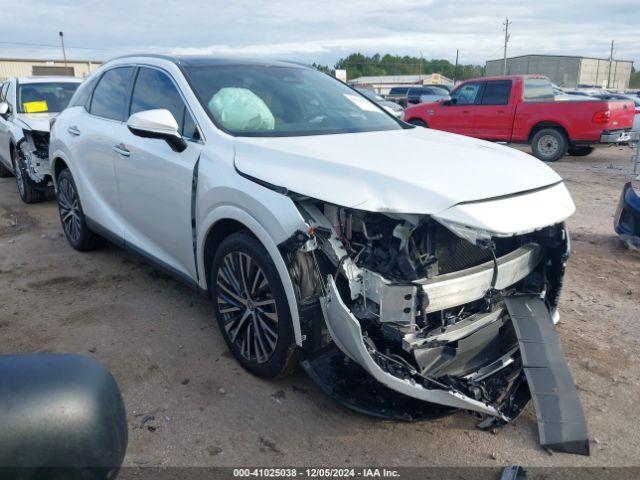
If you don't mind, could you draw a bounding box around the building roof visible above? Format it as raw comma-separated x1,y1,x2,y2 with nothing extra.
348,74,452,85
486,54,634,64
0,57,102,64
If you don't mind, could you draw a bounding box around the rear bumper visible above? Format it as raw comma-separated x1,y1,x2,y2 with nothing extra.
600,129,632,144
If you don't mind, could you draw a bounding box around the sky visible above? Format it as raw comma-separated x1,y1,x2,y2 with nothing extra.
0,0,638,69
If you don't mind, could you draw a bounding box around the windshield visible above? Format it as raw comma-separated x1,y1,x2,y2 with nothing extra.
186,65,402,136
17,82,80,113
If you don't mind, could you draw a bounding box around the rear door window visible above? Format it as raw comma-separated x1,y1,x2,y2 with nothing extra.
451,82,482,105
90,67,134,121
481,80,512,105
68,75,99,110
523,77,554,102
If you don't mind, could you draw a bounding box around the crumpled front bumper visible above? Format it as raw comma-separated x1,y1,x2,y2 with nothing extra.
316,276,590,455
320,275,505,418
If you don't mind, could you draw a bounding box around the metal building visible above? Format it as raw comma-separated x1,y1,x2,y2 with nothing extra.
484,55,633,90
348,73,453,95
0,58,102,80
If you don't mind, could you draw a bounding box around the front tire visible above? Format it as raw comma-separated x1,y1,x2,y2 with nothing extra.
531,128,567,162
12,147,45,203
211,232,297,378
56,168,106,251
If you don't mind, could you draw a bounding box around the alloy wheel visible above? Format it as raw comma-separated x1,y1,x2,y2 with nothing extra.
216,251,279,364
57,177,82,244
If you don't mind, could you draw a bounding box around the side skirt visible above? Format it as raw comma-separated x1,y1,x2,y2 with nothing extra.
85,216,203,293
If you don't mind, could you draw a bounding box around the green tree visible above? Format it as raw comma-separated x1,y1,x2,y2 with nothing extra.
332,53,483,82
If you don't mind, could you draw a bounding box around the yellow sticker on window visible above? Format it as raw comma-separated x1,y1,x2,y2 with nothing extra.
23,100,48,113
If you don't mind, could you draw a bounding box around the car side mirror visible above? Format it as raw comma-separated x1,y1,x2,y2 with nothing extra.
442,98,455,106
0,102,9,116
127,109,187,153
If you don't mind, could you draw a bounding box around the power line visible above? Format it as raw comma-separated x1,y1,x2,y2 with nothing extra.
0,39,120,52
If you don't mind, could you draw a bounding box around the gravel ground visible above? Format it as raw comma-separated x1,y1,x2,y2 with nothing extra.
1,146,639,473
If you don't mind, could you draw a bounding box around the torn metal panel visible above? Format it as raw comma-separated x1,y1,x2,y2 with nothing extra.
505,295,590,456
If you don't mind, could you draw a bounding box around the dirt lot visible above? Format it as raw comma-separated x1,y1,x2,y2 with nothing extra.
1,146,639,471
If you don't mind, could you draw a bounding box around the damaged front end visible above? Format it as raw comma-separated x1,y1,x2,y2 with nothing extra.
17,129,52,185
283,197,588,455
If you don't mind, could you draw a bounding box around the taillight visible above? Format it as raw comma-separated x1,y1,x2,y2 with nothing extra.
592,110,611,124
635,108,640,115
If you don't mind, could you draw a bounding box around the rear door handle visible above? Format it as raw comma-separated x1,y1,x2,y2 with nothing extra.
67,126,81,136
112,143,130,157
462,110,471,114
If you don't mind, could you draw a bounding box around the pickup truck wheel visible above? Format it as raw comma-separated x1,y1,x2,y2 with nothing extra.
211,232,297,378
567,146,594,157
408,119,428,128
56,168,106,251
12,147,45,204
531,128,567,162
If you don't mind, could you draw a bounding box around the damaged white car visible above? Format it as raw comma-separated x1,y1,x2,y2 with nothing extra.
50,55,589,455
0,76,81,203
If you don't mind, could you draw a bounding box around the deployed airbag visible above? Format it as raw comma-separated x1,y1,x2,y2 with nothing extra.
208,87,274,132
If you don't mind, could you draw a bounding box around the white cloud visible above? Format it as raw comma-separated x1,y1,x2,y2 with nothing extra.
1,0,638,67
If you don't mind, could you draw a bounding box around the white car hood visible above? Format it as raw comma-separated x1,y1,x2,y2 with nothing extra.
14,113,56,133
234,127,564,218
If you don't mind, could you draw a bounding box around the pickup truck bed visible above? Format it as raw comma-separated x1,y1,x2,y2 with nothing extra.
403,75,634,161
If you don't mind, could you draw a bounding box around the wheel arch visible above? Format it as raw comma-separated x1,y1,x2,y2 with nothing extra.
198,206,304,346
527,122,569,143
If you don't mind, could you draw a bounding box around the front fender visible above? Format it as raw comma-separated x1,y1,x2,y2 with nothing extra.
197,203,308,346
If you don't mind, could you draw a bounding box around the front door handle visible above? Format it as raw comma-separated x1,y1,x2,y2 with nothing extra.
67,126,81,136
112,143,130,157
462,110,471,114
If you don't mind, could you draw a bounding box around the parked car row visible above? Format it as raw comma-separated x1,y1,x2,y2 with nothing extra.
385,85,450,107
0,54,588,453
403,74,635,161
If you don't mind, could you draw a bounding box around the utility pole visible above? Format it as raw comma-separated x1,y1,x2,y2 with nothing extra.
453,49,459,84
607,40,614,89
503,19,511,75
419,51,424,82
59,31,68,67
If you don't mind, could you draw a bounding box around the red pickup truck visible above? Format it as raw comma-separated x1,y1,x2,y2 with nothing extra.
403,75,634,162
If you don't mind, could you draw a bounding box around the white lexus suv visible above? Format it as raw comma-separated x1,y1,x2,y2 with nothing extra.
49,55,587,452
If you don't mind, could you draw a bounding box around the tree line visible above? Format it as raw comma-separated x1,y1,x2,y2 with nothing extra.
313,53,484,81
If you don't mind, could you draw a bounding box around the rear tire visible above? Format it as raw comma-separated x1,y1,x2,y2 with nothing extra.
567,146,594,157
12,147,45,204
56,168,106,251
211,232,297,378
531,128,567,162
408,119,428,128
